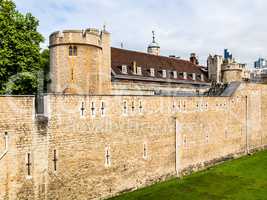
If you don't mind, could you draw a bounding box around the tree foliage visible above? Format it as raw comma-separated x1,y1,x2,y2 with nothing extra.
40,49,50,93
0,0,44,94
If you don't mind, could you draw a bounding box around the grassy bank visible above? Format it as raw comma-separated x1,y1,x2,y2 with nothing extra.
110,150,267,200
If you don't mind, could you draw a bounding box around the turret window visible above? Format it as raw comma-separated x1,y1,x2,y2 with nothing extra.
73,46,77,56
69,46,73,56
69,46,78,56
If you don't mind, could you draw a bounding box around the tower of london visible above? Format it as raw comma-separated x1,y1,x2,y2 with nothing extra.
0,27,267,200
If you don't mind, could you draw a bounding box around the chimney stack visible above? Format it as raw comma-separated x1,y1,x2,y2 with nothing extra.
190,53,199,65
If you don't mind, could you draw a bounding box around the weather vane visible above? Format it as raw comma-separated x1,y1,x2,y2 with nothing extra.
152,30,155,42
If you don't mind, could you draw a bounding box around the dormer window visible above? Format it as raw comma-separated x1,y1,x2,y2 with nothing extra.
183,72,187,79
187,73,193,79
150,68,155,77
137,67,142,75
69,46,77,56
192,73,196,81
173,71,177,79
162,70,167,78
201,74,204,81
121,65,127,74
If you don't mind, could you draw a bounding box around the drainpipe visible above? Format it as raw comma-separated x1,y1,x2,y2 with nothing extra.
175,117,179,175
245,96,249,155
0,132,9,160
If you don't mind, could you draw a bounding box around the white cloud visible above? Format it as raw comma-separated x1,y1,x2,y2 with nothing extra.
14,0,267,66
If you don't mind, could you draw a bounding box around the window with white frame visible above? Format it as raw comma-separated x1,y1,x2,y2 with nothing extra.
150,68,155,77
183,72,187,79
201,74,204,81
122,65,127,74
162,70,167,78
137,67,142,75
173,71,177,79
192,73,196,81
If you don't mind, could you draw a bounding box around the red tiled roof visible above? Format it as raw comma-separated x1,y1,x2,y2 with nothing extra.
111,47,208,83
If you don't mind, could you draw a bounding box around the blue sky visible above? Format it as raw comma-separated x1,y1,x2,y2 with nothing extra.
14,0,267,66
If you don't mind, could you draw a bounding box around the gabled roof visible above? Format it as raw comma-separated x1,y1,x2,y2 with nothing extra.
111,47,209,84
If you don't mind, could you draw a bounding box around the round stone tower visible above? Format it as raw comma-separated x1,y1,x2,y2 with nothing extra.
147,31,160,56
221,59,245,83
49,28,111,94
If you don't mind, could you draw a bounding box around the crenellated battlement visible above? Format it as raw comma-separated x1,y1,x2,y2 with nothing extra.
49,28,110,49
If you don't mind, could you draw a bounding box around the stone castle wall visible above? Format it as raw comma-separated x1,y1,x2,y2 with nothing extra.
1,83,267,200
0,96,36,200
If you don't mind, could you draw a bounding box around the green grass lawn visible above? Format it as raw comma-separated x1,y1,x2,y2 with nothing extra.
110,150,267,200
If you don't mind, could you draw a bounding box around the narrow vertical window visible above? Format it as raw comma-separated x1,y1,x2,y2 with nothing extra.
178,101,181,112
100,101,105,117
183,135,187,146
105,146,111,167
123,101,127,115
91,102,96,117
172,101,176,113
139,100,143,113
80,102,85,117
143,143,148,160
71,68,74,81
69,46,73,56
26,153,31,176
53,150,58,171
183,101,186,110
131,101,135,112
73,46,78,56
206,133,209,143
